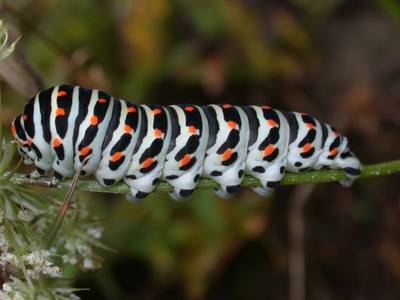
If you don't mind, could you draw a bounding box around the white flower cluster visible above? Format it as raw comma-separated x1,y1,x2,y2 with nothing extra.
0,277,81,300
0,137,105,299
0,225,9,250
61,225,103,270
0,280,27,300
86,226,103,239
17,210,34,223
0,225,61,279
23,250,61,279
0,225,19,269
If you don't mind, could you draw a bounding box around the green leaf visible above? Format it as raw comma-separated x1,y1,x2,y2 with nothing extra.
0,141,16,174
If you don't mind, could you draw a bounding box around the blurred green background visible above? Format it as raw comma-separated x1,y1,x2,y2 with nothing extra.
1,0,400,299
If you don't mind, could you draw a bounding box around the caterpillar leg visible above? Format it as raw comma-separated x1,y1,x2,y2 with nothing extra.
27,166,52,187
252,179,281,198
169,188,194,201
50,171,65,186
338,147,362,187
166,171,201,201
251,160,286,198
125,175,161,201
339,164,362,187
23,157,34,165
252,187,272,198
29,158,52,179
212,168,243,199
28,153,53,180
164,173,202,201
29,167,46,179
126,188,150,201
214,184,241,199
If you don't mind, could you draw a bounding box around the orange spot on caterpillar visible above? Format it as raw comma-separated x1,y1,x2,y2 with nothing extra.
263,144,275,156
80,146,91,157
56,108,65,117
227,121,237,129
90,115,99,125
57,91,67,97
267,119,278,127
330,148,338,156
185,106,194,112
124,125,133,133
152,108,162,115
111,152,124,162
153,128,163,137
302,143,313,153
180,154,192,167
22,114,28,121
261,105,271,110
305,123,315,129
53,138,62,148
98,98,107,103
142,157,154,169
223,104,233,109
127,107,137,113
188,126,197,134
221,148,233,161
27,138,33,145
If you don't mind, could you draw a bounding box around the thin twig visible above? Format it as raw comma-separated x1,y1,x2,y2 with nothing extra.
288,184,315,300
4,160,400,194
43,156,90,249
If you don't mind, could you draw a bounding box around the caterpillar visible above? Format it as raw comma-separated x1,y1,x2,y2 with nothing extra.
10,85,362,200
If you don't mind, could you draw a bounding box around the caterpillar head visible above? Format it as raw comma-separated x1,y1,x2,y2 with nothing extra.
10,115,35,164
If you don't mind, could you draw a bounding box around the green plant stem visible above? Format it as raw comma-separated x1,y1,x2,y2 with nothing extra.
5,160,400,194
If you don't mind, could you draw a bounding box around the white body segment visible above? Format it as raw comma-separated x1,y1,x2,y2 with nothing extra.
163,105,209,200
244,107,290,197
202,105,250,198
124,105,171,199
95,101,141,186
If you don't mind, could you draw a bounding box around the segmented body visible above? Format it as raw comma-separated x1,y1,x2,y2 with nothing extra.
11,85,362,200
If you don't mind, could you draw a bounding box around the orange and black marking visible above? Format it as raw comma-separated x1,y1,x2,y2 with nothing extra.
136,105,167,174
258,108,280,162
298,115,317,159
55,85,73,139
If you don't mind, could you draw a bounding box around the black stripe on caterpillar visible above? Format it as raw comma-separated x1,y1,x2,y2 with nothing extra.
10,85,362,200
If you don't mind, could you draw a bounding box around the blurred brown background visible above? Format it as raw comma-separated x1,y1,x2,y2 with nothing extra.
1,0,399,299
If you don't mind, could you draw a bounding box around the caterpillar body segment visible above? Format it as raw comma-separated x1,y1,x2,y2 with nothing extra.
163,104,209,201
201,104,250,198
285,111,325,173
49,85,81,183
11,85,362,200
124,105,171,200
244,106,290,197
95,100,140,189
